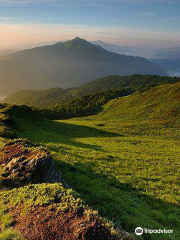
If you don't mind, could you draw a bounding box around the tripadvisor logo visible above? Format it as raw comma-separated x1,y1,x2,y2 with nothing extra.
135,227,143,235
135,227,173,235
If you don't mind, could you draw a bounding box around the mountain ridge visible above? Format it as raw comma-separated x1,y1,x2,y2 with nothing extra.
0,37,166,95
4,74,180,107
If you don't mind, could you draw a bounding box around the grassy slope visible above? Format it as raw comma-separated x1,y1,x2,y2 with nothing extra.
0,106,122,240
4,75,180,107
97,82,180,125
10,104,180,240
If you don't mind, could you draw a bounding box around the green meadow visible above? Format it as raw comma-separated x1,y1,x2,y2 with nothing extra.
10,106,180,240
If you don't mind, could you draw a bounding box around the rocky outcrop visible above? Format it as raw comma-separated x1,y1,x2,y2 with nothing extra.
0,139,61,187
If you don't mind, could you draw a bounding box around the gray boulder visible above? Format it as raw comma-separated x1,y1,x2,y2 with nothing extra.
0,139,61,187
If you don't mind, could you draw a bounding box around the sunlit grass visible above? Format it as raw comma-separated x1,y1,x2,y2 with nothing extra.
10,107,180,240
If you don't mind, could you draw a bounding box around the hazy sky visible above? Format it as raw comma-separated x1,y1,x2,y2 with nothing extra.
0,0,180,49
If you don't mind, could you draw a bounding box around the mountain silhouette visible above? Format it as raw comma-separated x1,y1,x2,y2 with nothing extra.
0,37,166,95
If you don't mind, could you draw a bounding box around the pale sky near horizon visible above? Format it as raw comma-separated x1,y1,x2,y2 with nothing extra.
0,0,180,50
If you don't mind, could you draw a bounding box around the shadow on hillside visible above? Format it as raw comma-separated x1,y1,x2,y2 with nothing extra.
12,112,179,239
49,121,122,151
54,160,179,239
53,121,121,138
14,116,122,151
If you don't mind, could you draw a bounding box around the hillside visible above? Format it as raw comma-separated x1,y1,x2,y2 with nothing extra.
4,74,180,107
0,105,126,240
0,102,179,239
37,89,133,119
73,74,180,96
0,37,166,95
96,81,180,125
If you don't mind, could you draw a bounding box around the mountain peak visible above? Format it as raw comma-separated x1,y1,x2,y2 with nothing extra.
62,37,91,50
69,37,89,45
52,37,88,47
73,37,87,42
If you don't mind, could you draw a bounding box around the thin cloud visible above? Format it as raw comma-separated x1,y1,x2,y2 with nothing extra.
0,16,14,22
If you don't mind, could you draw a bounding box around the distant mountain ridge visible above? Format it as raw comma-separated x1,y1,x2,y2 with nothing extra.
91,40,134,55
0,37,166,95
4,75,180,107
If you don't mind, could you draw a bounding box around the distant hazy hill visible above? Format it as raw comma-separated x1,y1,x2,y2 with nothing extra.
152,47,180,77
0,50,17,58
91,40,133,55
0,37,166,95
96,81,180,125
4,75,180,107
4,88,74,107
152,58,180,77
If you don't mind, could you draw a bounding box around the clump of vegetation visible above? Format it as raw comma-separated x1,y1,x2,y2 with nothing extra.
0,183,84,213
0,228,25,240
